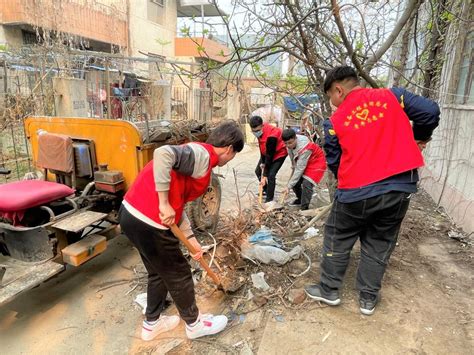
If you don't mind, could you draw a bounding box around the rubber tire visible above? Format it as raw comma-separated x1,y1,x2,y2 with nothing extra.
186,173,222,233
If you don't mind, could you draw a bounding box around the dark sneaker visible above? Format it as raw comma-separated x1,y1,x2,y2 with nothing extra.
289,199,302,207
304,284,341,306
359,292,379,315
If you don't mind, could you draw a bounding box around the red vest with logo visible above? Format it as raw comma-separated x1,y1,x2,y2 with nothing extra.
258,123,287,161
124,143,219,225
330,88,424,189
298,142,326,184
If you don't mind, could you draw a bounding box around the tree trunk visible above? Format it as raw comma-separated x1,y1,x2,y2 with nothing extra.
422,0,451,98
393,1,423,86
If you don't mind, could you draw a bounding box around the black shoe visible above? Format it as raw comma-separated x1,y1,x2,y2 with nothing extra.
289,199,302,207
304,284,341,306
359,292,379,315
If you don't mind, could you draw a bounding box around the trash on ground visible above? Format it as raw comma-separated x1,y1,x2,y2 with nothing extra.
249,228,282,247
242,244,303,265
303,227,320,239
251,272,270,291
448,230,471,245
134,292,147,314
287,288,306,305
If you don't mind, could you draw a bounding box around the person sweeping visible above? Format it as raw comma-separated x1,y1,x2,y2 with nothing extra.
119,121,244,341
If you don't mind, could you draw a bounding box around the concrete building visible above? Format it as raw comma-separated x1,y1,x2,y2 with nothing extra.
0,0,128,52
0,0,227,59
128,0,177,58
388,1,474,234
0,0,231,120
421,1,473,234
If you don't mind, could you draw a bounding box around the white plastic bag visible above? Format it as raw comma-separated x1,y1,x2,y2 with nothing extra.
251,272,270,291
242,244,303,265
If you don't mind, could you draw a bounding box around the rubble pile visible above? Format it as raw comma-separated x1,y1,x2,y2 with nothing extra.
136,119,209,144
255,208,309,237
189,204,331,314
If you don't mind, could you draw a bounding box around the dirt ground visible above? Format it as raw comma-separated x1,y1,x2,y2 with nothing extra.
0,145,472,354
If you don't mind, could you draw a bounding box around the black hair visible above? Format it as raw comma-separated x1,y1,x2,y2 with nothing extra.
249,115,263,128
323,66,360,93
282,128,296,142
207,121,245,152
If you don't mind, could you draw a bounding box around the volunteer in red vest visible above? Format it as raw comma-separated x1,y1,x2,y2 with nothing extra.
281,129,326,210
249,116,287,202
305,66,440,315
119,122,244,341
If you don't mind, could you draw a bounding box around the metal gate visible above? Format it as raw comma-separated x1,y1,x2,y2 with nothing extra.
194,88,211,122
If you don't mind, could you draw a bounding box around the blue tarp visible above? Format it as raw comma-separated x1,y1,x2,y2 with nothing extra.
283,94,319,112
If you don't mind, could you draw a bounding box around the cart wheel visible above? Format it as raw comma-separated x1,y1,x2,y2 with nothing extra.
186,174,221,233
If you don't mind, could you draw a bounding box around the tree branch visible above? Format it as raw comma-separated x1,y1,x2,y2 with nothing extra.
365,0,420,71
331,0,379,87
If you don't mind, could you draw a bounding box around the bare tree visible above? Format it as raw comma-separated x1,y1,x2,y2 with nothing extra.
177,0,461,115
197,1,419,113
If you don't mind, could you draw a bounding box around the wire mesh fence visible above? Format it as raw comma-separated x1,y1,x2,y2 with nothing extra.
0,47,223,182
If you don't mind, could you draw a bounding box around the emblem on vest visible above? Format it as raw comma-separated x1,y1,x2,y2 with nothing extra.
343,101,388,130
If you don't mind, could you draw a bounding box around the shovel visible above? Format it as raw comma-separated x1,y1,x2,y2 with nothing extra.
169,224,243,293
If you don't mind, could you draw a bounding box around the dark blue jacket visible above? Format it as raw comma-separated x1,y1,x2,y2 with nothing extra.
324,87,440,203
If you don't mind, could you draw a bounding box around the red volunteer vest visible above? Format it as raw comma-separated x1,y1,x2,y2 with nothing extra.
330,88,424,189
124,143,219,225
298,142,326,184
258,123,287,161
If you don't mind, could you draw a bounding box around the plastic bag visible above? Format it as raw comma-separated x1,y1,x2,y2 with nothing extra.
242,244,303,265
248,228,281,247
251,272,270,291
303,227,320,240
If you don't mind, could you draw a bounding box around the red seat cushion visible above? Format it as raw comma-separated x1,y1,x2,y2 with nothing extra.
0,180,75,213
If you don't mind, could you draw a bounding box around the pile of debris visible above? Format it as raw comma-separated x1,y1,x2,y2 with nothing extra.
121,203,331,318
188,203,331,310
135,119,209,144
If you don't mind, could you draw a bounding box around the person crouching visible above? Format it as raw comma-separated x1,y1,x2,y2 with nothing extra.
281,128,327,210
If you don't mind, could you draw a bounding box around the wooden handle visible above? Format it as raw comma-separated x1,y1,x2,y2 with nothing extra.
258,185,263,204
169,224,221,286
280,169,294,204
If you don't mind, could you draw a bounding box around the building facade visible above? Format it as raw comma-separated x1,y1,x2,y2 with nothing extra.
0,0,128,52
389,1,473,234
0,0,227,60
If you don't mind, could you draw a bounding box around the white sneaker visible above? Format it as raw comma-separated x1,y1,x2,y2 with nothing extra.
185,314,228,339
141,315,180,341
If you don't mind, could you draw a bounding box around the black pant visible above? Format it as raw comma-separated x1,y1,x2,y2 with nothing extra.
320,191,411,296
118,206,199,324
255,156,286,202
292,177,314,210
